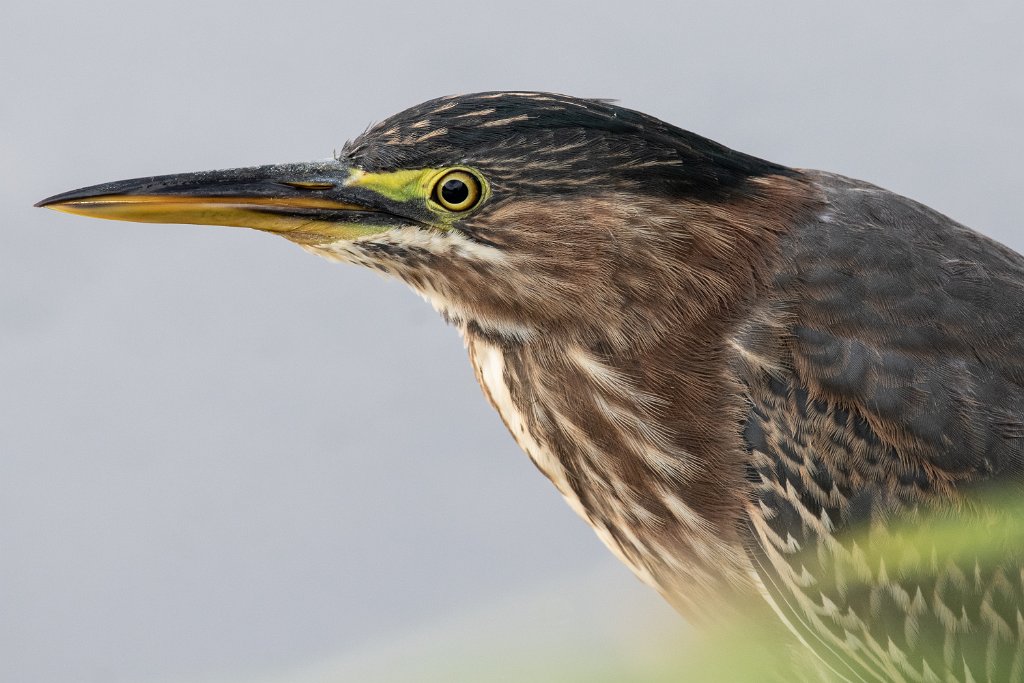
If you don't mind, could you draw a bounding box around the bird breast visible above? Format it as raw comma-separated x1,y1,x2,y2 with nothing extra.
465,335,761,619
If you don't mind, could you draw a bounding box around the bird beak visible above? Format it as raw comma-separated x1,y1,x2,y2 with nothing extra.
35,160,404,244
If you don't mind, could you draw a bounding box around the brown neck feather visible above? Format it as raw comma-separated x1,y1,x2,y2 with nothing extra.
462,173,824,619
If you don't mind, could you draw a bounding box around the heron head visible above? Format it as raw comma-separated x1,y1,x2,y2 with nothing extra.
38,92,808,345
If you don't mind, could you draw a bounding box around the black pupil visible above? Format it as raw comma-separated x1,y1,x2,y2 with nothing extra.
440,178,470,205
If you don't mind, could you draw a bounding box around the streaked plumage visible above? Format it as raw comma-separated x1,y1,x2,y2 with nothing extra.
38,92,1024,681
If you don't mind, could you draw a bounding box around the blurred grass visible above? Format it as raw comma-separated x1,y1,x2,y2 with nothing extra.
183,489,1024,683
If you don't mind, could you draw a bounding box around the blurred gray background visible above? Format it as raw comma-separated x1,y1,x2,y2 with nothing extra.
2,2,1022,682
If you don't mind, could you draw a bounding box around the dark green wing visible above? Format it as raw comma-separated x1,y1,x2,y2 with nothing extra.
735,172,1024,682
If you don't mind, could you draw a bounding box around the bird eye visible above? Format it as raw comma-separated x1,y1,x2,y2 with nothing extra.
432,170,482,212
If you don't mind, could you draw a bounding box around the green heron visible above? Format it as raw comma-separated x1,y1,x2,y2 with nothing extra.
37,92,1024,681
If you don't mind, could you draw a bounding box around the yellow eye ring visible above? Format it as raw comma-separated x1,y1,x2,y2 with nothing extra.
432,170,482,212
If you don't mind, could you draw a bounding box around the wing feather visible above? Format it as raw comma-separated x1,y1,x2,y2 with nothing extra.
736,171,1024,681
